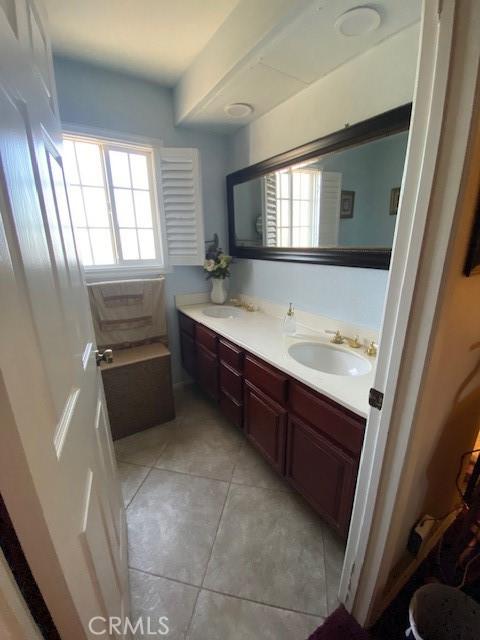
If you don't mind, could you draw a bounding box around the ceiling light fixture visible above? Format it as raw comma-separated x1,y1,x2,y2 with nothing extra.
335,7,381,37
224,103,254,118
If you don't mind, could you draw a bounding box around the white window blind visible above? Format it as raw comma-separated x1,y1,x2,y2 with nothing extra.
159,147,205,266
262,174,277,247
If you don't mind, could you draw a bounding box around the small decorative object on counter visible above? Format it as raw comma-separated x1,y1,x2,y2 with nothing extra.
283,302,296,336
203,240,232,305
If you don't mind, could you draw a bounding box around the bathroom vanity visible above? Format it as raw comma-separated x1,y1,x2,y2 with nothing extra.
177,304,373,538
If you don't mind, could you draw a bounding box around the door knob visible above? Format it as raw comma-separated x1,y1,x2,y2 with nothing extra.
95,348,113,366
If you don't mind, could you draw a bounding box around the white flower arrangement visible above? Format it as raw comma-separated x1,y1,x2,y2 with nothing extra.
203,251,232,279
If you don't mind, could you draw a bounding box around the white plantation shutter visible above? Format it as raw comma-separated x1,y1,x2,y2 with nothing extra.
159,147,205,265
318,171,341,245
262,174,278,246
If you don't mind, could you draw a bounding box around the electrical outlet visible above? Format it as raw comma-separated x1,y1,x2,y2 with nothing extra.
407,515,435,556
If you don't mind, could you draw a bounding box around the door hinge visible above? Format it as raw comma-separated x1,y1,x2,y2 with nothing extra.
369,388,384,410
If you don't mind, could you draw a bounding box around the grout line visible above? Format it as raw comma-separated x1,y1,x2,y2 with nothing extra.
147,466,231,485
229,479,292,493
201,586,326,620
199,482,232,585
128,566,326,620
124,466,154,510
117,459,153,471
184,452,238,638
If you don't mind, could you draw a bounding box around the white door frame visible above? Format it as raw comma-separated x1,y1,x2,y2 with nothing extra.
339,0,457,622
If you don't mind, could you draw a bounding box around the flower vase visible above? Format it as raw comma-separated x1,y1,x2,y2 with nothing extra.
210,278,228,304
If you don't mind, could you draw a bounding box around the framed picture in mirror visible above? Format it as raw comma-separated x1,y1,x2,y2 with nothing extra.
389,187,401,215
340,191,355,219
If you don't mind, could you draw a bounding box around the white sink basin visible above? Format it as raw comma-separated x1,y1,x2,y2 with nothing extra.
288,341,371,376
202,306,241,319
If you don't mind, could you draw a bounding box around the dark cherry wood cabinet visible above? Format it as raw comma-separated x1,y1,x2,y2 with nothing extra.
179,330,196,378
286,415,358,537
178,311,365,538
196,344,219,401
244,381,287,473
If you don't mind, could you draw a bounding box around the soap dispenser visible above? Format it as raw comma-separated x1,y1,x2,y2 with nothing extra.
283,302,296,336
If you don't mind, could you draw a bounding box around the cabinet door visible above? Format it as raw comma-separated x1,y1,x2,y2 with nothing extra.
197,345,219,401
180,330,196,378
244,382,287,473
286,415,358,538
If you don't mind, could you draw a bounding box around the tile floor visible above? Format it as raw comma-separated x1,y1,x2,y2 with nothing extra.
115,385,345,639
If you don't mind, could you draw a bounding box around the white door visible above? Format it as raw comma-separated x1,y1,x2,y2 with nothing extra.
0,2,129,638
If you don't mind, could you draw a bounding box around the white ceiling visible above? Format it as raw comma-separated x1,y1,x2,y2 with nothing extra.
44,0,240,85
185,0,421,130
45,0,421,131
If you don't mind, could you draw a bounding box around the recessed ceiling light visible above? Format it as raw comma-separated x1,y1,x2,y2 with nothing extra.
335,7,381,37
224,103,254,118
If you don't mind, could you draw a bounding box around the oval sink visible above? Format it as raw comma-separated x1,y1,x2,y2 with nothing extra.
288,341,371,376
202,306,241,319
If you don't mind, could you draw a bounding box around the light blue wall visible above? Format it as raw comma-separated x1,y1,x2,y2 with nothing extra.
53,56,229,383
316,131,408,246
229,259,388,329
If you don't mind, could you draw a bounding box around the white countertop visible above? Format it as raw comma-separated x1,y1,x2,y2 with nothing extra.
177,302,375,418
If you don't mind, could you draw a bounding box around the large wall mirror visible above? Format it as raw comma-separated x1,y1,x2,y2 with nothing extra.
227,104,411,269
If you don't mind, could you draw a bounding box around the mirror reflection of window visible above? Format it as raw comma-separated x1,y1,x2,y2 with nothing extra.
233,129,409,251
263,168,342,248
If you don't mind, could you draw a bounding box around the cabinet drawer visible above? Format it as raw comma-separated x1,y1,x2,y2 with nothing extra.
219,391,243,429
244,381,287,473
196,324,218,354
178,313,195,337
219,338,243,372
219,362,243,402
286,415,357,538
289,382,365,456
244,355,288,405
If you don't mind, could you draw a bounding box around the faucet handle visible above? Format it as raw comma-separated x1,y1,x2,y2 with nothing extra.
325,329,344,344
345,335,361,349
366,340,378,357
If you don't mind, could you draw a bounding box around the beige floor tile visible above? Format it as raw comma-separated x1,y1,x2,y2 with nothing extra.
203,484,328,616
232,442,292,492
117,462,150,507
174,385,219,421
129,569,198,640
323,526,345,614
153,419,243,481
187,590,322,640
114,420,181,467
127,469,228,585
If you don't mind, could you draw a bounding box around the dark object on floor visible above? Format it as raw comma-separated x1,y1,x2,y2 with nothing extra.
407,584,480,640
101,342,175,439
371,574,423,640
307,605,370,640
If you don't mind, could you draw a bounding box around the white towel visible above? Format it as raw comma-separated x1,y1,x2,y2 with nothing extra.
88,278,167,349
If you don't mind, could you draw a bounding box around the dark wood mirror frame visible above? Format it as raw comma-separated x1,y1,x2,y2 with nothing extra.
226,103,412,270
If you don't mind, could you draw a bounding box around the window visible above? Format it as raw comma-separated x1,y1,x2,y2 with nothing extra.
275,168,319,247
63,134,163,269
